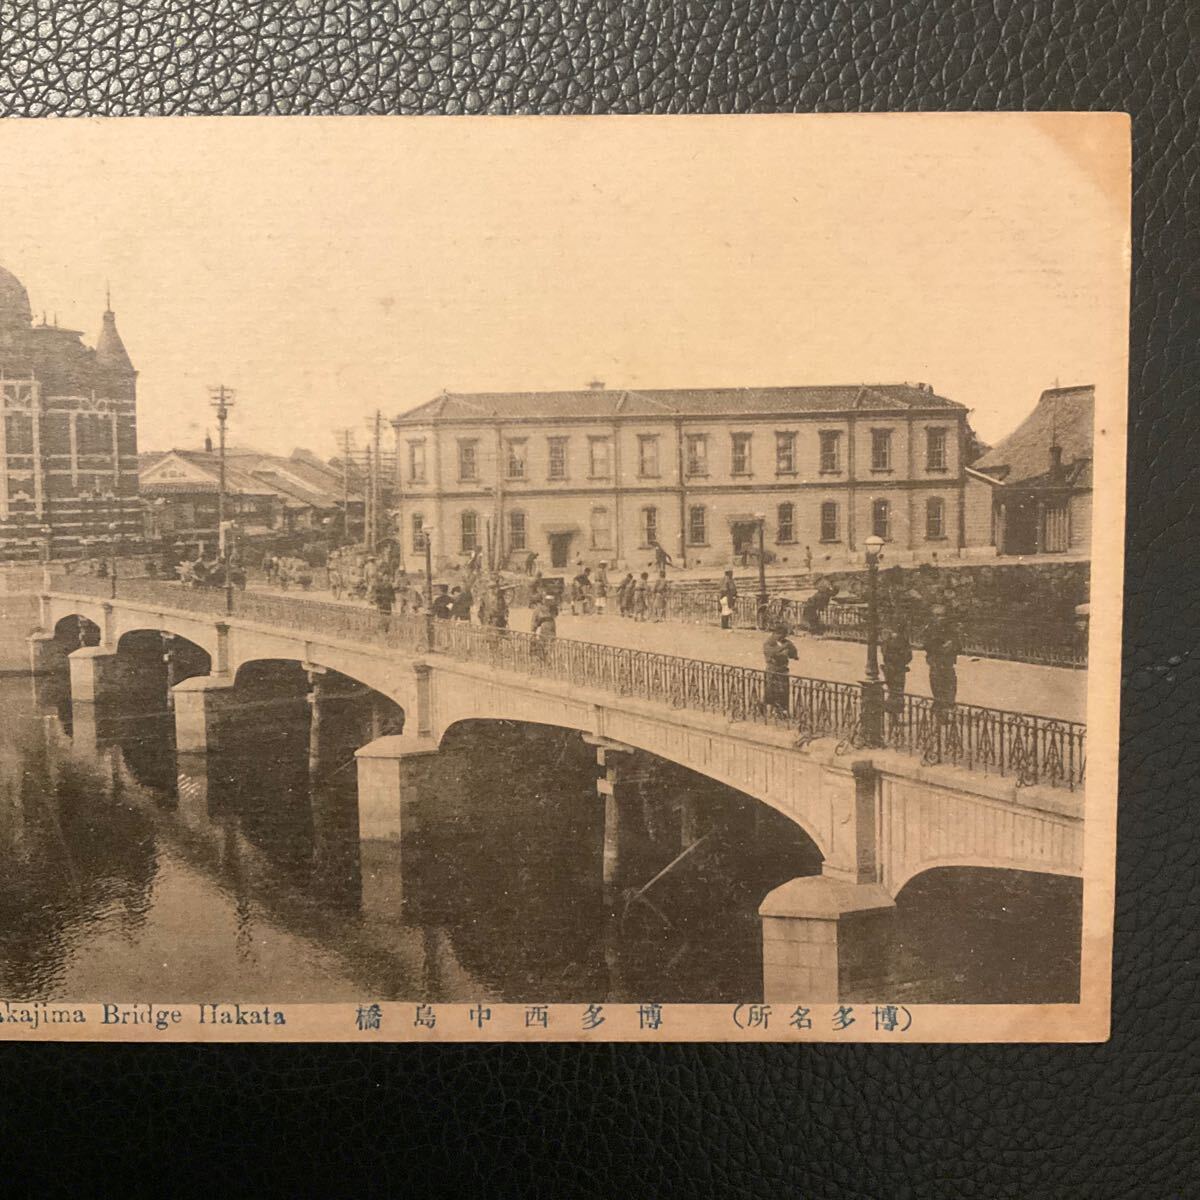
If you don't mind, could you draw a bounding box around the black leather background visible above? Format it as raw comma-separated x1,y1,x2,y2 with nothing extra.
1,3,1197,1196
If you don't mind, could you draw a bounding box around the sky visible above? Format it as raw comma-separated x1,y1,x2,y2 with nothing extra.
0,114,1128,458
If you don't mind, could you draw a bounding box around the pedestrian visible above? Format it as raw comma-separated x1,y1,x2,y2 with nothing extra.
881,619,912,730
924,605,961,721
432,584,453,620
651,570,669,622
652,539,673,571
633,572,649,621
804,544,813,572
492,583,512,630
762,623,798,716
531,593,558,657
570,567,589,616
801,580,834,635
718,570,738,630
617,572,635,617
372,570,395,616
595,561,609,615
525,550,539,576
450,583,473,621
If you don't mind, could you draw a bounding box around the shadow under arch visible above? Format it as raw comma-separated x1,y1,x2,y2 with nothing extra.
435,713,834,866
876,864,1083,1005
52,612,101,648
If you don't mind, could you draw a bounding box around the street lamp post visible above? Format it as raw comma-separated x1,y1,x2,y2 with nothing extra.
208,385,237,615
423,526,436,650
861,533,886,747
755,511,768,629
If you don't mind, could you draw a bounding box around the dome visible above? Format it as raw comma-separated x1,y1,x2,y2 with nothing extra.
0,264,32,328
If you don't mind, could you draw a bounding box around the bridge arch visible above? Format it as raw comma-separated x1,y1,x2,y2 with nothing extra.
53,613,101,648
890,857,1084,900
434,712,834,864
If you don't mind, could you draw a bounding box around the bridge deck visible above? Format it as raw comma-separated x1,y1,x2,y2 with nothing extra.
45,575,1087,791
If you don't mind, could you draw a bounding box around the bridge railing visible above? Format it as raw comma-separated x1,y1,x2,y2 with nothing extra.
887,693,1086,790
45,576,1085,789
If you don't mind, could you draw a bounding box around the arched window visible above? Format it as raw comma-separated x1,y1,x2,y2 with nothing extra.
460,510,478,553
926,496,946,539
508,509,527,551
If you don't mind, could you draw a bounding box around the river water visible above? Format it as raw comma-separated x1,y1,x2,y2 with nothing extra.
0,607,1081,1006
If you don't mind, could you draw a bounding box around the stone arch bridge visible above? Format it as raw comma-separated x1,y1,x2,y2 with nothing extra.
33,579,1086,1001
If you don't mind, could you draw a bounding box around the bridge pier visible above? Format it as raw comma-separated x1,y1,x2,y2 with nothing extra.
759,874,895,1002
354,733,440,841
171,674,238,754
67,645,124,705
27,630,67,676
589,737,637,901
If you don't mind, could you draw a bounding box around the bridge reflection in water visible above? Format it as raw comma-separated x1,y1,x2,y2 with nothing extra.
17,579,1086,1004
0,669,1081,1006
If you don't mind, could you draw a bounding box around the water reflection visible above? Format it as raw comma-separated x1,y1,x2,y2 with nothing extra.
0,661,1081,1004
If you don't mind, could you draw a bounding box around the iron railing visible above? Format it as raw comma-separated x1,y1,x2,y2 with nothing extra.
887,693,1086,791
45,575,1086,789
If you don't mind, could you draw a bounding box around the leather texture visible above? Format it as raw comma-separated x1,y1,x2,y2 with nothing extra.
1,2,1197,1196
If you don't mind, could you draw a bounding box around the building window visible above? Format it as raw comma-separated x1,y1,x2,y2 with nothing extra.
872,498,890,540
641,505,658,547
926,496,946,539
819,430,841,473
458,439,478,482
590,506,612,550
731,433,752,476
687,505,707,545
776,432,796,474
871,429,892,471
777,502,795,543
411,512,425,551
4,414,32,455
588,436,612,479
820,502,839,542
408,440,426,483
685,433,708,477
505,438,527,480
926,427,947,471
460,510,478,553
637,434,660,478
547,436,568,480
508,509,527,551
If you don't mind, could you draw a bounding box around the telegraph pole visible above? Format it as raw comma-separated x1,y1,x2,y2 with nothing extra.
372,408,383,555
336,428,354,544
208,384,236,615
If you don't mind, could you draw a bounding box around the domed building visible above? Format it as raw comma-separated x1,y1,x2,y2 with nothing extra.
0,264,139,560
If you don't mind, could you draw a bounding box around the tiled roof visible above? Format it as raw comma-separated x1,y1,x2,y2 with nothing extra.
973,386,1094,486
394,383,964,424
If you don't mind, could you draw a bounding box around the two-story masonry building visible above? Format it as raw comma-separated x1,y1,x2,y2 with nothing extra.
392,384,970,572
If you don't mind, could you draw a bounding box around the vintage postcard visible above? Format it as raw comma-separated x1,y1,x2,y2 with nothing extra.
0,113,1127,1041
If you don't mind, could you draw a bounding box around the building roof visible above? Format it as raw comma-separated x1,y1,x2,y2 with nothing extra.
972,385,1094,487
140,447,365,508
140,450,279,497
394,383,964,425
95,307,134,374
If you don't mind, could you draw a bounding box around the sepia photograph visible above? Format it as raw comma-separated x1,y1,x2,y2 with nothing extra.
0,114,1127,1041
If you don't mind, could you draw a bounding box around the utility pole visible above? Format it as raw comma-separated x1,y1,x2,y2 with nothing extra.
363,442,374,552
373,408,383,555
336,428,354,544
208,384,236,615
